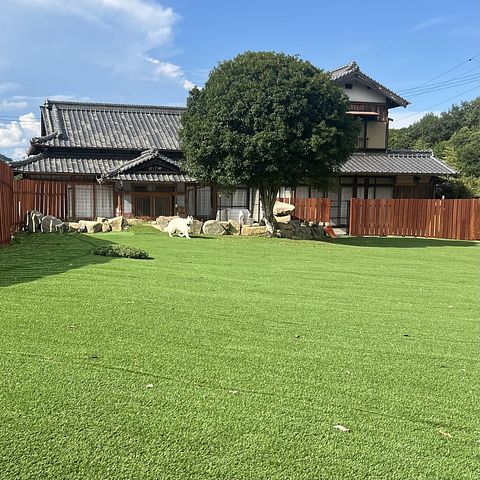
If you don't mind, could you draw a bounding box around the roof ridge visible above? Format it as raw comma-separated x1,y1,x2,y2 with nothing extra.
43,99,186,111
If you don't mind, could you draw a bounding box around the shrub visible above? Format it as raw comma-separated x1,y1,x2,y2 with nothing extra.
92,244,150,259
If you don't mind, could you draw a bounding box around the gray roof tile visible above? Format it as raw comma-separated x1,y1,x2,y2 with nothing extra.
39,100,185,150
341,151,456,175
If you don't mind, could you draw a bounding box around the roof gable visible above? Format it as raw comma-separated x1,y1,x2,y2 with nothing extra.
329,62,409,108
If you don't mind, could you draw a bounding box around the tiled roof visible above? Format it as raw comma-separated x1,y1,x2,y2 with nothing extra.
12,149,194,182
341,151,456,175
329,62,409,108
38,100,185,150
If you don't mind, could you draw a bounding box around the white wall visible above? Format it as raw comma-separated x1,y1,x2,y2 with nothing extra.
343,80,386,103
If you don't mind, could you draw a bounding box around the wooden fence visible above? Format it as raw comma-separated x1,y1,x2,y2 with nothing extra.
0,161,13,245
349,198,480,240
12,180,68,230
278,197,331,224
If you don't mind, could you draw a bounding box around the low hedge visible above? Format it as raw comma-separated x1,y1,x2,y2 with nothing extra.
92,244,150,259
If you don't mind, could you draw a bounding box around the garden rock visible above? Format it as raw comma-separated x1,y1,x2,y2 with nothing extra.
68,222,82,233
102,222,112,232
241,225,267,236
78,224,87,233
228,220,241,235
294,225,312,240
190,219,203,235
155,216,177,232
79,220,103,233
96,217,108,223
273,201,295,216
54,222,69,233
108,216,127,232
41,215,63,233
203,220,230,235
26,210,44,232
274,214,291,223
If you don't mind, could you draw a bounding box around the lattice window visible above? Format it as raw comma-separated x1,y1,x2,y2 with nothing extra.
95,185,114,218
75,185,94,218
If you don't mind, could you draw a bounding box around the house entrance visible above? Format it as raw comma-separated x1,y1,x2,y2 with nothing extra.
132,193,174,218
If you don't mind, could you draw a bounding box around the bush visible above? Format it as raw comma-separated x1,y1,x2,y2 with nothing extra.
92,244,150,259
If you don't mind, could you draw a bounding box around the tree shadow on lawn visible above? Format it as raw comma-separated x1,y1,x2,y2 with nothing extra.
0,233,120,288
334,236,478,248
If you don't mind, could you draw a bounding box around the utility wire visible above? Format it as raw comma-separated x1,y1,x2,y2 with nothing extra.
393,85,479,124
397,52,480,95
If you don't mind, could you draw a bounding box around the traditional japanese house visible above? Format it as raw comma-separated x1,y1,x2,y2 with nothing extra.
12,62,455,226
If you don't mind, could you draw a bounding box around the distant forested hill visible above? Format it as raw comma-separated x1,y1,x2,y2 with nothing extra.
390,98,480,197
0,153,12,163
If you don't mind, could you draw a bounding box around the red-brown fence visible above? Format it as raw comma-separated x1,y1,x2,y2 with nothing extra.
12,180,68,230
349,198,480,240
0,161,13,245
278,197,331,224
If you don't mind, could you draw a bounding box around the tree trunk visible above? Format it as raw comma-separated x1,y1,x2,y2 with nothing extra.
259,183,279,236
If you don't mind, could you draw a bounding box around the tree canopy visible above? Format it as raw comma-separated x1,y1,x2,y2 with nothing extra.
180,51,360,232
389,97,480,197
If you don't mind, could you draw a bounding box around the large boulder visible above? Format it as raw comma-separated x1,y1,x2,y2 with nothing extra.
241,225,267,236
79,220,103,233
274,214,291,224
68,222,82,233
96,217,108,223
41,215,63,233
228,220,241,235
294,225,312,240
155,216,177,232
273,201,295,216
108,216,127,232
190,219,203,235
311,225,325,241
54,222,69,233
102,222,112,232
202,220,230,235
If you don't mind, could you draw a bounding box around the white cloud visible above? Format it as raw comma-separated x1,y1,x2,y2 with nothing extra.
182,79,195,91
0,82,21,94
0,100,29,111
20,0,178,49
154,62,183,79
0,113,40,158
409,16,449,33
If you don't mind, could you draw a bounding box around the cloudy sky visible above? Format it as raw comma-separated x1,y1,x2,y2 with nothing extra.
1,0,479,159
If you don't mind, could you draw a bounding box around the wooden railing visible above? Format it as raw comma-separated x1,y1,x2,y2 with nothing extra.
349,198,480,240
0,161,13,245
277,197,331,224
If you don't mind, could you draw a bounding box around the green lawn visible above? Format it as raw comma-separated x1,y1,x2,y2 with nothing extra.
0,227,479,479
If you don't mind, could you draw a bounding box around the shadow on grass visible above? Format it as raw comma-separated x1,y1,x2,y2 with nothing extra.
334,236,478,248
0,233,118,288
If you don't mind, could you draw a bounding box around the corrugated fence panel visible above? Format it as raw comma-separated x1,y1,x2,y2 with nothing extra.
0,161,13,245
349,198,480,241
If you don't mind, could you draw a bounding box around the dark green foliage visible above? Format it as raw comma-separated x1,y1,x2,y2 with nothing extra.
0,153,12,163
389,97,480,197
180,51,360,230
92,244,150,259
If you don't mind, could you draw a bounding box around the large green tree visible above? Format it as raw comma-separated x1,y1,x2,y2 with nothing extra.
180,51,360,233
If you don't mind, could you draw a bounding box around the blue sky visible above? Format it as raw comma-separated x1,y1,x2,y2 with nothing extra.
1,0,479,159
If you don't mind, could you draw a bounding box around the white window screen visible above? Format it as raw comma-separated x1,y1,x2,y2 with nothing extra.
95,185,113,217
75,185,94,218
188,188,195,214
196,187,211,216
232,189,247,207
277,187,293,199
124,194,132,214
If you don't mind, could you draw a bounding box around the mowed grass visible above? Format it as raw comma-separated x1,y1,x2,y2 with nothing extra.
0,227,479,479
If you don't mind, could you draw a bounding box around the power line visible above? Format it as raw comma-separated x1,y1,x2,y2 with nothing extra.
406,75,480,99
397,52,480,95
399,65,480,95
393,85,479,124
